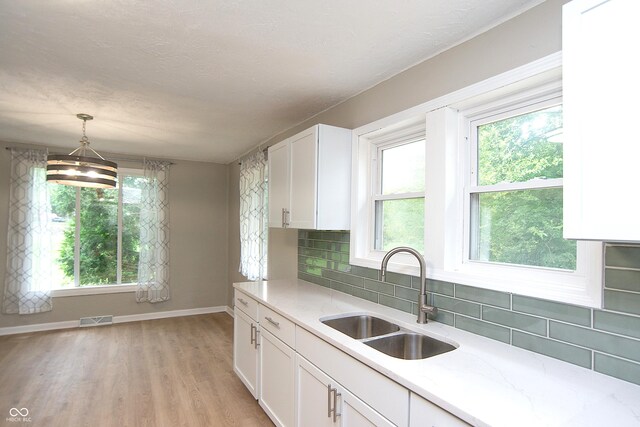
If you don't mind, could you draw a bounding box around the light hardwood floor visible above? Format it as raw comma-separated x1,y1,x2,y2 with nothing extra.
0,313,274,427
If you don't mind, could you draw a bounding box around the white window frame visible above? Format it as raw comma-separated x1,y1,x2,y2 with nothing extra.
51,167,144,297
350,52,603,308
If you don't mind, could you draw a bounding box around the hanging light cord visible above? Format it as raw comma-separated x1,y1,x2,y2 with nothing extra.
68,117,106,160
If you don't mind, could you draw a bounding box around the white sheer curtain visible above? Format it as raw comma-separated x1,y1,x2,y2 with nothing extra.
136,159,171,303
3,148,53,314
239,150,268,280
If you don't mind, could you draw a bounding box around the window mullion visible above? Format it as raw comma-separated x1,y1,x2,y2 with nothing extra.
74,188,80,287
117,179,123,284
373,192,425,201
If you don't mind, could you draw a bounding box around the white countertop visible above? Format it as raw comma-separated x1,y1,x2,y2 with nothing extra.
233,279,640,427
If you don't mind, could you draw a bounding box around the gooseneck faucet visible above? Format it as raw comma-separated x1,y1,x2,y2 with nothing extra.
380,247,437,324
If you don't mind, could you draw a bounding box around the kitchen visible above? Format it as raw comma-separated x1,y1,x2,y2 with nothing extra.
1,0,639,426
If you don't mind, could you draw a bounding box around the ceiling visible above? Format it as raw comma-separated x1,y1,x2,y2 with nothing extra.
0,0,542,164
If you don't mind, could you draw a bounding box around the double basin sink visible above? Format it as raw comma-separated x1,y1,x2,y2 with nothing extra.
321,314,456,360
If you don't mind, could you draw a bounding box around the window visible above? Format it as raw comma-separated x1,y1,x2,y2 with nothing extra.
467,100,575,270
351,53,603,307
49,169,145,289
374,137,425,252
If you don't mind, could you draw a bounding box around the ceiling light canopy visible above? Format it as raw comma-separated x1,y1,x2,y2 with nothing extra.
46,114,118,188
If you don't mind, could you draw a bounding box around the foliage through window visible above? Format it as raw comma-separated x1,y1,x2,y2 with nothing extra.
468,101,576,270
49,171,146,287
374,137,425,252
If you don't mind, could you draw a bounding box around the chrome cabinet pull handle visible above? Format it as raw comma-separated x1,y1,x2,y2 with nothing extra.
328,386,340,421
254,329,260,349
250,323,256,344
238,298,248,306
327,384,332,418
281,208,287,228
265,316,280,328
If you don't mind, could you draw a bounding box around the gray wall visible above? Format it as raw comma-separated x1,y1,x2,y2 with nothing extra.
0,141,229,328
227,0,569,305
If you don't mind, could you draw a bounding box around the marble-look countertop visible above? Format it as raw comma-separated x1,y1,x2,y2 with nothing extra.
233,279,640,426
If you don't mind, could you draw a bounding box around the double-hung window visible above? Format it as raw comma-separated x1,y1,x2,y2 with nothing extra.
351,55,603,307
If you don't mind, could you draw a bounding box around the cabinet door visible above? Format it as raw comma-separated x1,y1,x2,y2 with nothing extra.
233,308,259,399
339,386,395,427
268,141,291,228
259,328,296,427
409,393,469,427
563,0,640,241
296,355,335,427
289,127,318,229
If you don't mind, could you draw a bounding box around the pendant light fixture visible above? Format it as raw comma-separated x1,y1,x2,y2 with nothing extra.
46,114,118,188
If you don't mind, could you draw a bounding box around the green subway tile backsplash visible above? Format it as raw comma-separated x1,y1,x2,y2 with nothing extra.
297,231,640,386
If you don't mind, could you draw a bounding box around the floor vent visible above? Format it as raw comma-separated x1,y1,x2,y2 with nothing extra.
79,315,113,327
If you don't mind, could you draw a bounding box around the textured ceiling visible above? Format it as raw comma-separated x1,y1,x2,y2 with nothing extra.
0,0,542,163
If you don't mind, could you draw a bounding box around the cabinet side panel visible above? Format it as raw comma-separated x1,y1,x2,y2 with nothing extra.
289,129,318,229
268,142,291,228
317,125,352,230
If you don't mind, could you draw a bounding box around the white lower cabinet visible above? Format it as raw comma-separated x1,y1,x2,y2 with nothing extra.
259,327,296,427
296,355,394,427
233,306,259,399
409,393,470,427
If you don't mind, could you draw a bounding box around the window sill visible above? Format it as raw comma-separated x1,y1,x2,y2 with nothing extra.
51,284,137,298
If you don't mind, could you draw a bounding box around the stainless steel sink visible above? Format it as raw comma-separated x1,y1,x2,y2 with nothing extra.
322,315,400,339
364,333,456,360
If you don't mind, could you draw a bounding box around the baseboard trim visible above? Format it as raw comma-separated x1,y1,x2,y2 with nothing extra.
0,306,228,336
225,306,234,317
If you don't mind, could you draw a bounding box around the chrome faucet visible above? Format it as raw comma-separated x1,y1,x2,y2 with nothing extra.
380,247,437,324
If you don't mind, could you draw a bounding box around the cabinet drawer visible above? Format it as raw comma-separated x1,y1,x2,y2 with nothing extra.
235,290,258,320
296,327,409,427
259,305,295,348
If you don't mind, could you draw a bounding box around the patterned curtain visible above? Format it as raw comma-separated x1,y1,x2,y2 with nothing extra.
239,150,268,280
136,159,171,303
3,148,53,314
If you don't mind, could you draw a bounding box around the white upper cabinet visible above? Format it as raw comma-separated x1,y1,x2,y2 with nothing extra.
268,124,352,230
563,0,640,241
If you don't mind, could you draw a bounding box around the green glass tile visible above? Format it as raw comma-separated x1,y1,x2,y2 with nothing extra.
482,307,546,336
313,241,332,250
512,295,591,327
594,353,640,386
455,316,510,344
605,245,640,269
338,243,350,253
301,265,322,276
604,290,640,316
305,258,328,268
298,238,309,248
350,265,380,280
364,279,395,296
395,286,419,302
308,231,323,240
604,269,640,292
331,280,354,295
322,232,341,242
594,310,640,340
425,279,455,296
334,263,351,273
512,331,592,369
340,233,350,242
351,287,379,304
379,295,413,314
549,321,640,363
385,271,412,288
432,295,481,318
434,309,455,326
298,273,331,288
322,270,364,288
455,284,510,308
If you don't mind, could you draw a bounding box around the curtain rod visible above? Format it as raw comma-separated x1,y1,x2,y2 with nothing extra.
4,146,175,165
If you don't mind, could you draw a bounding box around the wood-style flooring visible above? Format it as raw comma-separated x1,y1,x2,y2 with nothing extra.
0,313,273,427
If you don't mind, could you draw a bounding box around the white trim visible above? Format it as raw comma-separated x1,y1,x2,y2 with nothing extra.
112,306,227,324
226,306,234,317
0,306,227,336
51,284,137,297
